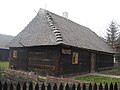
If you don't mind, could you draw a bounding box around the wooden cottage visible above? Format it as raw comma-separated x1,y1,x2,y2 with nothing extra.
0,34,14,61
8,9,115,75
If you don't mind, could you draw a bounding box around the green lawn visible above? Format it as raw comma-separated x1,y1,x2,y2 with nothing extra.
100,70,120,76
74,75,120,84
99,67,120,76
0,61,9,69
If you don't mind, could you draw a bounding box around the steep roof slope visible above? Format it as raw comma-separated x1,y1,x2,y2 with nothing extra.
8,9,115,53
0,34,14,49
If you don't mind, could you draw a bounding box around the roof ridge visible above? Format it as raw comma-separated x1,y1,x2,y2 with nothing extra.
45,11,63,44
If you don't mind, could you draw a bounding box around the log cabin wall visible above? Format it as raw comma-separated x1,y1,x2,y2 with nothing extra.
27,46,61,75
79,50,91,73
60,45,114,74
0,49,9,61
9,45,114,75
96,52,114,70
10,46,61,75
9,47,28,70
60,46,91,74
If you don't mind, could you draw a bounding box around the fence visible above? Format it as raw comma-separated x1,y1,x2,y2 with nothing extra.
0,81,118,90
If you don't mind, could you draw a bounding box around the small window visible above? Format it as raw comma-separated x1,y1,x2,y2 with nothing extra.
72,52,78,64
13,51,17,58
62,49,71,54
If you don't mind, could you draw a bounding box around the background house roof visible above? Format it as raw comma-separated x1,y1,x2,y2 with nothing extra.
0,34,14,49
8,8,115,53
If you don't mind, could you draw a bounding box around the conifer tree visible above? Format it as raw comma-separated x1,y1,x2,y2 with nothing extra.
106,20,119,49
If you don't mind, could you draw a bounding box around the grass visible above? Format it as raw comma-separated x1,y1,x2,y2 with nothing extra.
74,75,120,84
100,69,120,76
0,61,9,79
99,66,120,76
0,61,9,70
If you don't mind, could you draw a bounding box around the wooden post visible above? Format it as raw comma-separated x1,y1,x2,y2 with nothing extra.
41,83,45,90
77,83,81,90
29,82,33,90
110,83,113,90
3,82,7,90
105,83,108,90
53,83,57,90
72,84,76,90
65,83,70,90
23,82,27,90
82,83,86,90
89,83,92,90
99,83,103,90
16,82,21,90
59,83,63,90
0,81,2,90
10,83,13,90
114,83,118,90
47,83,51,90
93,83,97,90
35,83,39,90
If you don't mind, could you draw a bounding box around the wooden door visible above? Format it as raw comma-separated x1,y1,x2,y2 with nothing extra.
91,53,96,73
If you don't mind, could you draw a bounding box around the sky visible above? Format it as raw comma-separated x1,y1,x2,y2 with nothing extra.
0,0,120,37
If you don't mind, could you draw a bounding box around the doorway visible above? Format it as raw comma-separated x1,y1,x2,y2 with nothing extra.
91,53,96,73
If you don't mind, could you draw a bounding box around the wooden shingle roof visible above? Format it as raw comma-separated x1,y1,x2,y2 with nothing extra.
8,8,115,53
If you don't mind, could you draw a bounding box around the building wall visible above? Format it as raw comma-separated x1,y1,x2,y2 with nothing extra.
96,52,114,70
60,47,91,74
9,45,114,75
9,48,28,70
60,46,114,74
27,46,61,75
0,49,9,61
10,46,61,75
114,53,120,63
